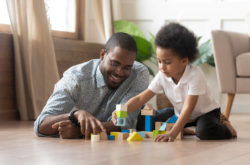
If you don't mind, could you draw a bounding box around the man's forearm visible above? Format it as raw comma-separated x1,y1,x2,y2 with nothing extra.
38,114,69,135
102,121,121,133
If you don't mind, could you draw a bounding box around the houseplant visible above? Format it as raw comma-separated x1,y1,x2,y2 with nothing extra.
113,20,157,76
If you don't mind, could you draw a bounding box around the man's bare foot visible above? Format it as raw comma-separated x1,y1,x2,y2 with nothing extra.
183,128,195,136
219,114,237,138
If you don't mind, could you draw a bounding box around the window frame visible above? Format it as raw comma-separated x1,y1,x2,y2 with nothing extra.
0,0,84,39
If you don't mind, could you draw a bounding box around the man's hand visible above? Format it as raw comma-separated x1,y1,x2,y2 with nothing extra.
52,120,82,139
154,132,176,142
111,111,117,125
74,110,106,139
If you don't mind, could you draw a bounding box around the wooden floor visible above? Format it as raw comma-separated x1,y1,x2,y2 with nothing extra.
1,114,250,165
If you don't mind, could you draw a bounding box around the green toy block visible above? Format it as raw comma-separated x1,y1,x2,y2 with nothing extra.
116,111,127,118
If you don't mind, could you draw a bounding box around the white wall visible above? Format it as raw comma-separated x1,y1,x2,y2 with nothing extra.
86,0,250,113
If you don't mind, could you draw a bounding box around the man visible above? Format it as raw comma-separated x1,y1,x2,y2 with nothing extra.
34,32,149,139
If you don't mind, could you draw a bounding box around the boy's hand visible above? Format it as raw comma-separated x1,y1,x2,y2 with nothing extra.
154,133,175,142
112,111,117,125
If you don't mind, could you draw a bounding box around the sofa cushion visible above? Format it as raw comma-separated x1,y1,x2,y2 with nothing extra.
236,52,250,77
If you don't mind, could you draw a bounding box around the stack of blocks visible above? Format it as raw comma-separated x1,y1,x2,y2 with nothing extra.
141,104,155,132
115,104,127,127
155,115,183,140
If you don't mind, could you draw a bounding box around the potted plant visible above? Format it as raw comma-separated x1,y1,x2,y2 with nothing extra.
113,20,157,76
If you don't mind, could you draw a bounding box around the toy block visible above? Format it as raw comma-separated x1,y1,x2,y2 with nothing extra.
110,132,119,140
116,117,126,127
127,132,143,141
116,111,127,118
143,104,154,110
116,104,127,111
166,123,175,131
129,129,136,133
145,115,153,131
167,115,178,123
144,131,153,138
137,132,145,138
145,115,153,132
91,134,100,142
118,133,129,141
155,122,162,130
107,135,115,140
159,122,167,131
153,130,160,139
121,129,129,133
100,131,107,140
141,109,155,116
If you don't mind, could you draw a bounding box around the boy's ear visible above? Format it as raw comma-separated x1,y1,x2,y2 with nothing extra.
99,49,106,60
183,57,189,65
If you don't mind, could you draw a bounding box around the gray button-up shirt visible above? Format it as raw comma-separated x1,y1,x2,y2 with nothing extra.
34,59,149,136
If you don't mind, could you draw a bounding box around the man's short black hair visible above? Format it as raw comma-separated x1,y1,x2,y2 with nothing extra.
155,22,198,63
105,32,137,54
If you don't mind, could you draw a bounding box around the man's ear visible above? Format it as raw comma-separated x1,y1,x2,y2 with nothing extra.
100,49,106,60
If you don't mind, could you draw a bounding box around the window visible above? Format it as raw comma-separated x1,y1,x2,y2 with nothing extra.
0,0,84,39
0,0,11,32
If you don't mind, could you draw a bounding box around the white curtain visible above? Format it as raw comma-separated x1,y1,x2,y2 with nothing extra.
6,0,59,120
86,0,114,42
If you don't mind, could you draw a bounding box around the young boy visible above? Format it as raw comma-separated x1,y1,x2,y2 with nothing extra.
112,23,237,142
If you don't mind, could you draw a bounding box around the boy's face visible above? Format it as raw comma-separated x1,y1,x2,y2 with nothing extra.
99,46,136,89
156,47,188,83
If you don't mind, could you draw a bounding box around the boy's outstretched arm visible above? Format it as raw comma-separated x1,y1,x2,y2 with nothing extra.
155,95,198,142
112,89,155,124
126,89,155,112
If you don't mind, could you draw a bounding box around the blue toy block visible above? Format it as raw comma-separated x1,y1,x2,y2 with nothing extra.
137,132,145,138
145,115,153,131
159,122,167,131
167,115,178,123
116,118,126,127
107,135,115,140
121,129,129,133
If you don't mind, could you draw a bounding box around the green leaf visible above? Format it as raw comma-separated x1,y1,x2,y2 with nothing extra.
114,20,145,38
132,35,153,62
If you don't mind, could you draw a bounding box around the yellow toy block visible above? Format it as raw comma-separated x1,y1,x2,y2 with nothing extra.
127,132,143,141
110,132,119,140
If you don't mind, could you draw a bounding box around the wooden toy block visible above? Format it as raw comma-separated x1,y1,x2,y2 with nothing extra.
91,134,100,142
116,104,127,111
144,131,153,138
118,133,129,141
129,129,136,133
153,130,160,139
159,122,167,131
155,122,162,130
141,109,155,116
121,129,129,133
110,132,119,140
166,123,175,131
167,115,178,123
143,104,154,110
127,132,143,141
137,131,145,138
107,135,115,140
145,115,153,132
116,117,126,127
100,131,107,140
116,111,127,118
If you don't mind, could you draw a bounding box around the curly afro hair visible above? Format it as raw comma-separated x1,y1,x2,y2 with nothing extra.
155,22,198,63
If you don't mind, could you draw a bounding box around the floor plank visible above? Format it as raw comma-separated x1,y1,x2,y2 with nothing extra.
0,114,250,165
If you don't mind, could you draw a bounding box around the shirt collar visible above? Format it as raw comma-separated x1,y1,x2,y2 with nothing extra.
96,65,107,88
